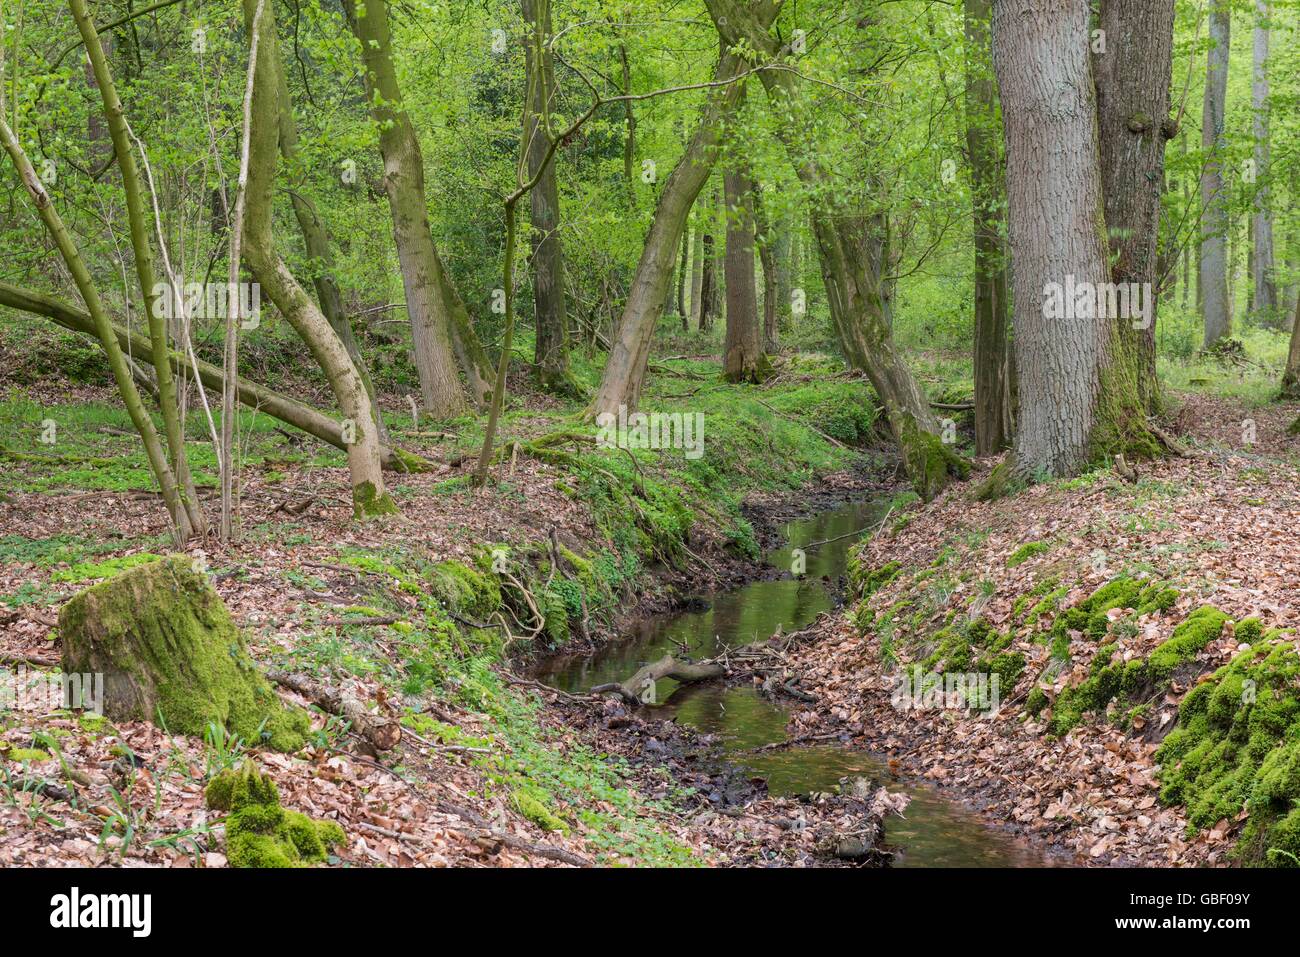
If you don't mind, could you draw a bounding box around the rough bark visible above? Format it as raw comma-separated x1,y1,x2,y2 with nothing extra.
722,160,767,382
241,0,394,517
1094,0,1176,416
1251,1,1277,324
1201,0,1232,347
0,281,423,471
344,0,489,415
993,0,1147,477
755,186,779,351
964,0,1013,455
705,0,966,499
522,0,572,393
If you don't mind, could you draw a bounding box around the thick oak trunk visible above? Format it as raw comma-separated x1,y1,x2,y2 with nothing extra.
1094,0,1176,416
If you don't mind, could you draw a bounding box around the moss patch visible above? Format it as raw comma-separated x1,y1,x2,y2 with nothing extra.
1006,541,1051,568
58,556,310,751
1156,636,1300,865
205,762,345,867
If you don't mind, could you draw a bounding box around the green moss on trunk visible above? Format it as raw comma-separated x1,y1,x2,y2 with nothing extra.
58,556,309,751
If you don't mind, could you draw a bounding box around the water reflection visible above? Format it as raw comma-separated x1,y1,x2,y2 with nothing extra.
538,498,1053,867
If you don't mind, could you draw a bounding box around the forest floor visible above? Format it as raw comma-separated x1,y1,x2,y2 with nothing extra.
778,390,1300,867
0,342,909,867
3,326,1297,868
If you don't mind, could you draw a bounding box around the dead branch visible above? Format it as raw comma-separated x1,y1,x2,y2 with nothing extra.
266,669,401,751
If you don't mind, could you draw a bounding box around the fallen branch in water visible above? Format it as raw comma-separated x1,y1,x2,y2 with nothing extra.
590,654,726,705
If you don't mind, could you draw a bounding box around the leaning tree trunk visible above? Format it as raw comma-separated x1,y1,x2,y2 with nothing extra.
70,0,204,539
522,0,572,394
964,0,1013,455
1251,1,1277,324
344,0,490,416
1201,0,1232,348
722,157,767,382
0,281,425,470
273,54,385,440
587,32,774,420
705,0,965,499
993,0,1136,478
1094,0,1176,416
241,0,394,517
0,118,193,534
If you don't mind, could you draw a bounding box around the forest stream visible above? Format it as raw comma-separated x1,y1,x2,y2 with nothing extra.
537,499,1055,867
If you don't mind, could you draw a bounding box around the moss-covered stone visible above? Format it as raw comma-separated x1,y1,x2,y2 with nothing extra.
512,788,568,833
58,556,310,751
205,762,345,868
428,559,502,620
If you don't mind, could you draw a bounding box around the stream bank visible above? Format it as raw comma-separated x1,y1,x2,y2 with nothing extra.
534,496,1061,867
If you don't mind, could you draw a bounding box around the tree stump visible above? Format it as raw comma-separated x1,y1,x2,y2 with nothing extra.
58,555,309,751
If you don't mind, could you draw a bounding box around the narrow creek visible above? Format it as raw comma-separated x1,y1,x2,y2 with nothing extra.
538,497,1056,867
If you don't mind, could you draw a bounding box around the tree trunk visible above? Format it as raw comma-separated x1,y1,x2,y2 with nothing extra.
242,0,394,517
0,281,423,471
722,160,766,382
1251,1,1278,325
699,227,717,332
993,0,1151,478
964,0,1013,456
522,0,572,393
344,0,488,416
0,118,193,536
705,0,965,499
587,33,772,420
1282,295,1300,399
70,0,204,539
1094,0,1176,415
676,226,690,330
273,47,385,441
1201,0,1232,348
689,221,705,330
755,186,778,352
